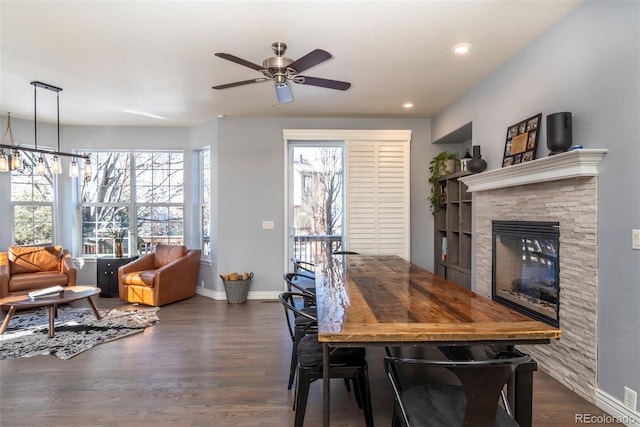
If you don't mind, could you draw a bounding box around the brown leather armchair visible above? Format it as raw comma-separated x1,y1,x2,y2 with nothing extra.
118,244,201,307
0,245,77,299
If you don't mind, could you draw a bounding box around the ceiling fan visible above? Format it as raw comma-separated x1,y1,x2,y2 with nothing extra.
212,42,351,103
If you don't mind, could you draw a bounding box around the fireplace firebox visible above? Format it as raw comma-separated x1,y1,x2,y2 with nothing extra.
492,220,560,327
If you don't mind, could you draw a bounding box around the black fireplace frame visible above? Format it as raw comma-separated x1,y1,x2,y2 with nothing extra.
492,220,560,328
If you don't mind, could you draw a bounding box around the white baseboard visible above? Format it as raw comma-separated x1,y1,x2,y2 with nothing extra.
195,287,280,301
596,388,640,427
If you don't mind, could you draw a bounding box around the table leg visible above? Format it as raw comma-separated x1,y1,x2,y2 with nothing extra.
0,306,16,334
86,296,102,320
323,343,330,427
48,304,57,338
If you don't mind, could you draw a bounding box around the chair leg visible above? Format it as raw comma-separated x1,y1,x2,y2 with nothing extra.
294,367,312,427
288,343,297,390
359,368,374,427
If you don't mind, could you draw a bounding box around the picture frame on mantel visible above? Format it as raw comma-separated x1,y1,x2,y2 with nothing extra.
502,113,542,167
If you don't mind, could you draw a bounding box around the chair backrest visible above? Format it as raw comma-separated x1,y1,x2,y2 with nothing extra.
7,245,63,274
278,291,317,341
384,354,531,427
153,244,186,268
284,273,316,296
291,257,315,277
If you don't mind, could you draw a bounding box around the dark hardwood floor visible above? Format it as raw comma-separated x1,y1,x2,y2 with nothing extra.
0,295,620,426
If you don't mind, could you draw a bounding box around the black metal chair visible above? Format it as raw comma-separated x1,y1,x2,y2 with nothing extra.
384,352,532,427
279,291,373,427
279,291,317,390
284,272,316,298
291,257,315,278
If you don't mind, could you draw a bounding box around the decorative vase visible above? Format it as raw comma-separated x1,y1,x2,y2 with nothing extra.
115,240,123,258
460,148,472,171
467,145,487,173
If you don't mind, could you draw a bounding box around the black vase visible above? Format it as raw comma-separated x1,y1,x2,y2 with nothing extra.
467,145,487,173
547,112,572,155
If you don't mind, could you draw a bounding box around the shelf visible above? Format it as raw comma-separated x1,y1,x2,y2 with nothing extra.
460,149,607,192
434,171,472,289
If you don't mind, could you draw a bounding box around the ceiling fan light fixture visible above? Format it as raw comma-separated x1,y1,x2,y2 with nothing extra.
275,82,293,103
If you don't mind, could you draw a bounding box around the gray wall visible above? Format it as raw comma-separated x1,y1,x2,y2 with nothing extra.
0,116,438,298
214,117,434,295
431,0,640,410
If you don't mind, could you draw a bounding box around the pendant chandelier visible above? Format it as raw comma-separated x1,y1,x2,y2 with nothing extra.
0,81,90,180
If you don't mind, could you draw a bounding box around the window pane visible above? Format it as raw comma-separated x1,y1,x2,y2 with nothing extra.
82,152,131,203
14,205,53,246
81,205,129,256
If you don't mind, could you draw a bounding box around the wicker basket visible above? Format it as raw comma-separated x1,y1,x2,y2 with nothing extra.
221,273,253,304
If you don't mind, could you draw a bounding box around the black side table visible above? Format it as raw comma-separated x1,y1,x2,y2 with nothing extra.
97,256,137,297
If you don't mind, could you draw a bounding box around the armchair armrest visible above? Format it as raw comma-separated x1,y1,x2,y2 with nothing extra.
60,249,77,286
118,254,155,275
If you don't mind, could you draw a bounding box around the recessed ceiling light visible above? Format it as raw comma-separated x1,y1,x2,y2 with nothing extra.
452,43,473,55
403,102,414,109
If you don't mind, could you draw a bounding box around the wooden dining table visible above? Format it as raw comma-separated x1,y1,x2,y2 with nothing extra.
315,254,562,427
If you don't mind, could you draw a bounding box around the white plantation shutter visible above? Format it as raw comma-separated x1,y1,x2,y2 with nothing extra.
345,140,410,259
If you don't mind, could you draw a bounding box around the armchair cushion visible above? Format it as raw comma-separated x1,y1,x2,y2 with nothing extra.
8,246,63,274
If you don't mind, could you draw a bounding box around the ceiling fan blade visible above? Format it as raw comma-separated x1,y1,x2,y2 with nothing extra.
214,53,264,71
296,76,351,91
212,78,268,89
288,49,332,73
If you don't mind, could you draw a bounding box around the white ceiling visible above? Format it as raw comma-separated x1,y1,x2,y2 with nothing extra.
0,0,580,127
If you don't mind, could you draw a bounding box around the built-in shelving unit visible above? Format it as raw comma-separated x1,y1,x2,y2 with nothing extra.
434,171,472,288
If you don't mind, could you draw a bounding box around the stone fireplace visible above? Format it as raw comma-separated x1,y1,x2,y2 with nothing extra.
461,149,607,403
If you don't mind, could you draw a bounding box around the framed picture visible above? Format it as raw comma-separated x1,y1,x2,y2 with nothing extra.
502,113,542,167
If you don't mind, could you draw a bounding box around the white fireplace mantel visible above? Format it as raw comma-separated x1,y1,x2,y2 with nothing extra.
460,149,608,192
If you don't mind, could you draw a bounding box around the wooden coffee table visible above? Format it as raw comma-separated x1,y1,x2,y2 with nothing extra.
0,286,102,338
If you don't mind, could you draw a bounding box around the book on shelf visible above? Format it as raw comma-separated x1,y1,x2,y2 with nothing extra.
28,285,65,300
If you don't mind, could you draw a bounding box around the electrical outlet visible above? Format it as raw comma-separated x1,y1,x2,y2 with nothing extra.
624,386,637,411
200,280,205,287
262,220,274,229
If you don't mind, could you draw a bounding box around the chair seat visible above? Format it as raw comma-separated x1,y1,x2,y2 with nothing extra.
401,383,519,427
297,334,366,367
121,270,156,287
9,272,69,291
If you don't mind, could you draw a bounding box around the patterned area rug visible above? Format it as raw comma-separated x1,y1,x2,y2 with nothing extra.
0,306,160,360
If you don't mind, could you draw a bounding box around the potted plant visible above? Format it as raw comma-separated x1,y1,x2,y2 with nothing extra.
428,151,459,214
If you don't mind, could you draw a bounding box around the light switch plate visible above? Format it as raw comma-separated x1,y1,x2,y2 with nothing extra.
633,230,640,250
262,221,274,230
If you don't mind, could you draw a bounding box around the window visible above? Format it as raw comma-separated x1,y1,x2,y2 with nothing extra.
199,148,211,259
80,151,184,256
11,151,54,245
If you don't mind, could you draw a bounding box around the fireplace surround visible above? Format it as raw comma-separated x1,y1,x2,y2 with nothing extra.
461,149,606,403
